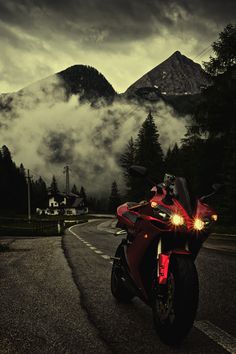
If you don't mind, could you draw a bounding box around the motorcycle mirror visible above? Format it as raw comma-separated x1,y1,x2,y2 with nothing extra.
151,185,163,194
200,183,223,202
129,165,148,178
212,183,222,192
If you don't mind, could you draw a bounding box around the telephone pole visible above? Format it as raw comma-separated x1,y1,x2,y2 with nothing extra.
63,166,70,195
27,169,32,223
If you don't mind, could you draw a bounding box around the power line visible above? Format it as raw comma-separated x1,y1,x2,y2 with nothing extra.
193,45,212,61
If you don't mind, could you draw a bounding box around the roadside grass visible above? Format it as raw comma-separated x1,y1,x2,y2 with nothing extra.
0,214,91,236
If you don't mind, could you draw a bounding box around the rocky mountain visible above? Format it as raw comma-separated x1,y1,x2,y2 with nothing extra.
0,53,211,115
125,51,211,98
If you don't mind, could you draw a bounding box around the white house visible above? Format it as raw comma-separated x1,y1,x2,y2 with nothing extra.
37,192,88,216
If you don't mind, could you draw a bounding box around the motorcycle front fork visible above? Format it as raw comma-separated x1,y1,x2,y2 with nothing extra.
157,238,191,285
157,239,170,285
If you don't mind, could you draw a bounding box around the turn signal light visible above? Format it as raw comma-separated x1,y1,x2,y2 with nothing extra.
151,201,158,208
212,214,218,221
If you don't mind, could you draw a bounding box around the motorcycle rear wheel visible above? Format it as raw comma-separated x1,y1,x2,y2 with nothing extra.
153,255,199,345
111,245,134,303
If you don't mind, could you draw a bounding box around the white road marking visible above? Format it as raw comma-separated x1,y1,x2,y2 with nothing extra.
101,255,110,260
69,225,114,267
194,321,236,354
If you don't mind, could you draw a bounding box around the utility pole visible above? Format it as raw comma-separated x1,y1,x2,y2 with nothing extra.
27,169,32,223
63,166,70,195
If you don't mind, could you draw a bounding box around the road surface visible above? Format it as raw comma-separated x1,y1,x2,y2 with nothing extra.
0,219,235,353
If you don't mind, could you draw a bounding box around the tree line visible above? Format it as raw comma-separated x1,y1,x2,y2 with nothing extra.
0,146,87,216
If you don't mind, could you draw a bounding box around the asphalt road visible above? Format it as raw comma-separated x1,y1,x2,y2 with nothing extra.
0,235,110,354
64,220,236,354
0,219,235,354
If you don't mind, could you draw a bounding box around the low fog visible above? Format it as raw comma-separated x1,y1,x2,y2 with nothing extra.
0,79,189,196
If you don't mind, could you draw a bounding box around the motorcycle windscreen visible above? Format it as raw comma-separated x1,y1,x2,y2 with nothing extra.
174,177,196,217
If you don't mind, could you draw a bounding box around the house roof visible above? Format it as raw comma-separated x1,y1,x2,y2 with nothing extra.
71,197,84,208
48,192,85,208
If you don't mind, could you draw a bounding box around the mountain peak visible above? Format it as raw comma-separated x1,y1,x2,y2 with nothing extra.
172,50,182,57
57,64,116,100
126,51,211,96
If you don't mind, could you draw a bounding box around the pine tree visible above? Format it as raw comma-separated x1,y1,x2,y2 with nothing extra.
165,144,183,177
136,111,163,178
19,163,25,176
204,24,236,76
108,181,121,213
80,186,87,204
71,184,79,195
120,137,137,199
134,111,164,199
1,145,13,166
50,175,59,195
37,177,48,209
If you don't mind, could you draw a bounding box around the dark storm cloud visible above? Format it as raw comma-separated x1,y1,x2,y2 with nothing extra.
0,0,235,43
0,0,235,92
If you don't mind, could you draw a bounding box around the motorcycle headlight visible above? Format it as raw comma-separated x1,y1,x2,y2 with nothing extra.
170,214,185,226
193,218,205,231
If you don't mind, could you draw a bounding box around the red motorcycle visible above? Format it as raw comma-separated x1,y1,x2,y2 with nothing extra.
111,166,219,344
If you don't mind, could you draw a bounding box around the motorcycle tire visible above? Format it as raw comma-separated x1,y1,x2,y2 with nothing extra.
153,255,199,345
111,245,134,303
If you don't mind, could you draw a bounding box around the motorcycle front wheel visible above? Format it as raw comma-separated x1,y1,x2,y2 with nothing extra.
153,255,199,345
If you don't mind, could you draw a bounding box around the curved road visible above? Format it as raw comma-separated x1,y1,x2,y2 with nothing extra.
63,219,236,354
0,219,235,353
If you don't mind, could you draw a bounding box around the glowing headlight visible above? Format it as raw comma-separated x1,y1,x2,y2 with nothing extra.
170,214,184,226
193,218,205,231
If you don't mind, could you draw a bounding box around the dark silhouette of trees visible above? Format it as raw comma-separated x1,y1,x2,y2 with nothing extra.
204,24,236,76
79,186,87,204
135,111,164,180
120,111,164,201
109,181,121,213
71,184,79,195
120,137,137,200
50,175,59,195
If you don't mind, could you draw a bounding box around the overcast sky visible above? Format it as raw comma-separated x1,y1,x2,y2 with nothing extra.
0,0,235,93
